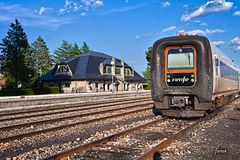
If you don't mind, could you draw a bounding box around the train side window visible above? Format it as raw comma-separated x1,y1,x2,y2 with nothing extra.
215,59,219,66
215,59,219,75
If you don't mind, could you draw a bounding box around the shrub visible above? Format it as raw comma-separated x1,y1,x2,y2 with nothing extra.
0,87,60,96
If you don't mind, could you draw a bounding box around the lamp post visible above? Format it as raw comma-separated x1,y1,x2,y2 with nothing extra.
111,60,114,93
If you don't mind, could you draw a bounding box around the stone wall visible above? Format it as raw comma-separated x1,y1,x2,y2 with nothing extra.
44,80,144,93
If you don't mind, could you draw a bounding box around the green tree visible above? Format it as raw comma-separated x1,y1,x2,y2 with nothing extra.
81,41,90,53
0,19,33,88
71,42,81,56
31,36,52,75
30,36,52,86
53,40,81,64
143,47,153,90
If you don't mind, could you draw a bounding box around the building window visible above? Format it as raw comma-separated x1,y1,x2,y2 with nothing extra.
115,67,121,75
55,64,72,76
64,82,71,87
104,66,112,74
124,68,133,76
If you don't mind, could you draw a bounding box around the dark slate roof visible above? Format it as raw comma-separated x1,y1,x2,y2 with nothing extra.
40,51,146,83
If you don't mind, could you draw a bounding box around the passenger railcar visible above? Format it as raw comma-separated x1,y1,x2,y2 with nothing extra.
151,35,239,117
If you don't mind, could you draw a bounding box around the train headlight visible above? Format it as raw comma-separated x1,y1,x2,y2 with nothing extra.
191,79,195,82
191,74,194,78
167,79,171,82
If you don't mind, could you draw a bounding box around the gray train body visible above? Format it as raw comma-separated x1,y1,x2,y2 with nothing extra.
151,35,239,117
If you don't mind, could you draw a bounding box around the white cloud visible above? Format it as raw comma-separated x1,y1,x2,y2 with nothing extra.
0,3,74,29
38,7,52,15
181,0,233,22
183,29,225,36
134,32,155,39
58,0,104,15
200,22,208,26
183,4,188,9
135,35,140,39
231,37,240,51
212,41,225,46
234,10,240,15
103,4,145,15
80,12,87,16
162,26,176,32
162,1,171,8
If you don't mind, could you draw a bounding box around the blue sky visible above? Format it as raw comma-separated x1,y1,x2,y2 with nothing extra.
0,0,240,75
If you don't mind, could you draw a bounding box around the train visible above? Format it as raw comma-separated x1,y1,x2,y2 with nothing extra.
151,34,239,118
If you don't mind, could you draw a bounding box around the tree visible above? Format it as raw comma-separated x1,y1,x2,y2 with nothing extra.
0,19,33,88
71,43,81,56
31,36,52,75
31,36,52,86
53,40,81,64
81,41,90,53
143,47,153,90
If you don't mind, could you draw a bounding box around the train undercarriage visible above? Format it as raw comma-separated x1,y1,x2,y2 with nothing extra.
152,94,238,118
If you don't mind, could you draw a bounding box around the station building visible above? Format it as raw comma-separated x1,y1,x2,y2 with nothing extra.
40,51,146,93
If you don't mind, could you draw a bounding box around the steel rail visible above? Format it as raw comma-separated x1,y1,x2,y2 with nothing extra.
0,101,152,131
0,96,150,117
137,111,220,160
0,106,152,143
43,118,165,160
0,98,151,122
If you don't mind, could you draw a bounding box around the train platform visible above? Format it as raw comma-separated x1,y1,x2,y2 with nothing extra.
0,90,149,102
161,99,240,160
0,90,150,112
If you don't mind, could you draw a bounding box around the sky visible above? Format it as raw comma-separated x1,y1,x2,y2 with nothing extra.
0,0,240,75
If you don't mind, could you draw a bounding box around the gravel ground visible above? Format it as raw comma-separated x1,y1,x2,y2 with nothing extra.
0,109,154,159
0,100,151,128
74,118,194,160
161,99,240,160
0,92,150,111
0,104,151,140
0,96,150,121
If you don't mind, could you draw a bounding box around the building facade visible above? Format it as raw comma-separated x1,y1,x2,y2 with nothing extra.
40,51,146,93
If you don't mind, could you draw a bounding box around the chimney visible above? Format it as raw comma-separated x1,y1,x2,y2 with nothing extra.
121,59,125,80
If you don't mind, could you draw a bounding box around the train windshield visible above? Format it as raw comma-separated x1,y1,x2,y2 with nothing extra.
167,48,194,69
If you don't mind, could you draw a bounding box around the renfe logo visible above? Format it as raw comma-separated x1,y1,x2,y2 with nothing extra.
167,73,194,86
172,76,189,83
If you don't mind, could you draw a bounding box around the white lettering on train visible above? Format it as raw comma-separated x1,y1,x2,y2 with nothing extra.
172,76,189,83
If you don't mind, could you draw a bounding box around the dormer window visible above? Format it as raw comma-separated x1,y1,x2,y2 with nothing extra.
55,64,72,76
103,66,112,75
125,68,133,76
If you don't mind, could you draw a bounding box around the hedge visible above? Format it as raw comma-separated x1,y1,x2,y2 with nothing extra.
0,87,60,96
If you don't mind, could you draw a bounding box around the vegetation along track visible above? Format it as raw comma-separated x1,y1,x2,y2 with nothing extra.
0,101,152,143
42,110,221,160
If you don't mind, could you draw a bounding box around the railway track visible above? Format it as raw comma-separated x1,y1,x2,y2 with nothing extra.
44,118,165,160
0,97,151,122
1,92,231,159
41,110,220,160
0,102,153,143
0,91,150,109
